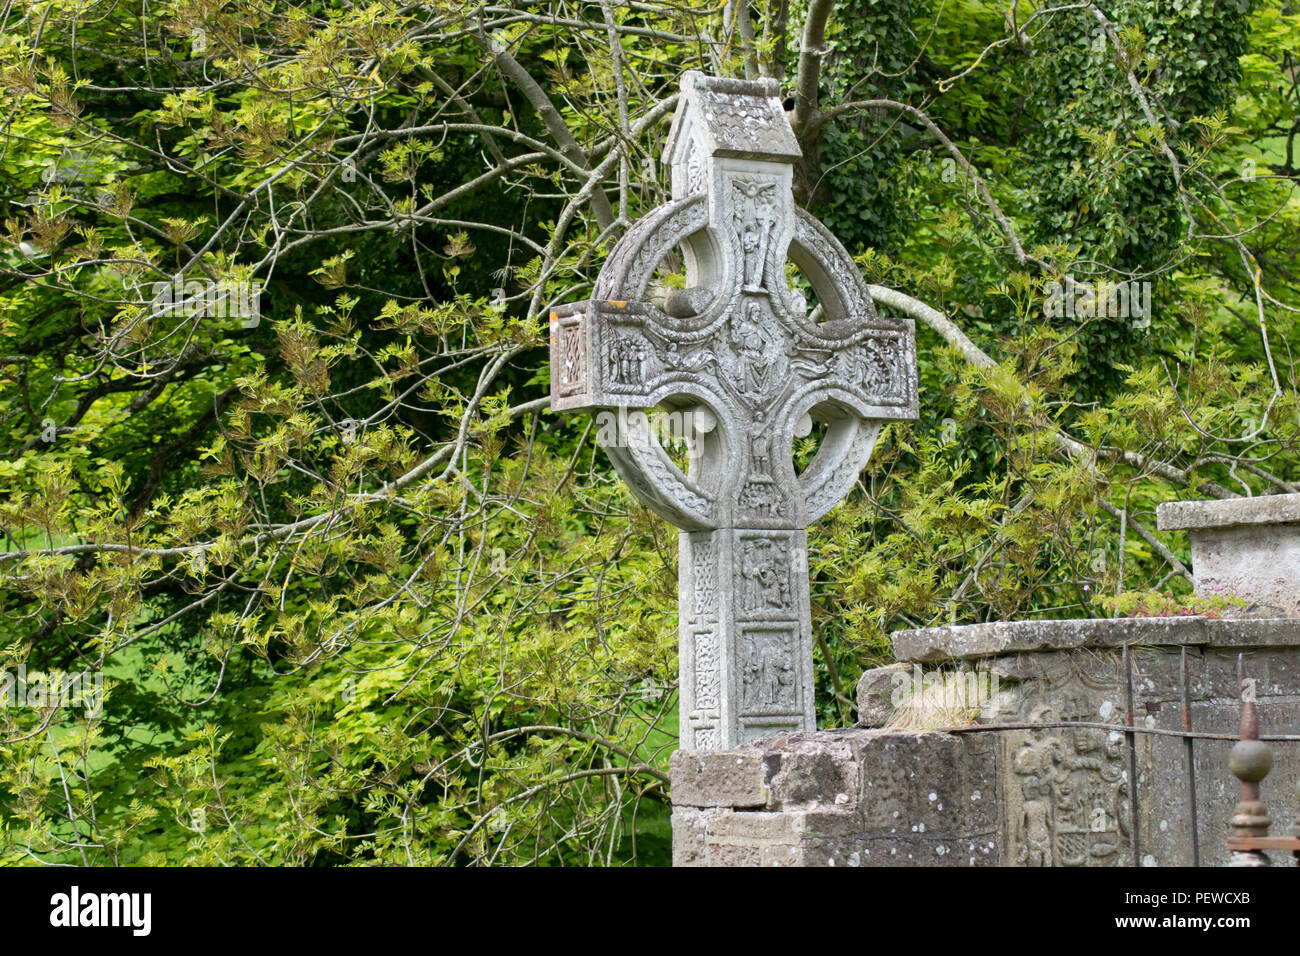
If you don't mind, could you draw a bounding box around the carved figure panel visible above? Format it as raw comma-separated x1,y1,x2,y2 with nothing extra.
560,323,584,393
738,534,793,616
730,177,778,293
1003,677,1135,867
607,334,648,389
740,626,799,713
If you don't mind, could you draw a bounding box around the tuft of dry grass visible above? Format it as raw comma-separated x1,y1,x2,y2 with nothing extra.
884,669,991,731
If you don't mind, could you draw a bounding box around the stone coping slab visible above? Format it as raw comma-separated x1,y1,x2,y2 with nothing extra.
891,616,1300,663
1156,493,1300,531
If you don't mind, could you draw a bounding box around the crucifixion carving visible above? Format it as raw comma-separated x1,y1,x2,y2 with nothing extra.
549,72,919,749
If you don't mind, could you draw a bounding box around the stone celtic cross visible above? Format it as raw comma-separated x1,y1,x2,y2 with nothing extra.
549,72,918,749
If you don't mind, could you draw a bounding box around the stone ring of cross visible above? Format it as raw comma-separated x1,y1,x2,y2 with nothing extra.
550,72,919,750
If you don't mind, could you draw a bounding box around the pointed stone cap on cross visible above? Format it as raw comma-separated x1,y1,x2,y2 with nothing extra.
549,72,919,749
664,72,802,168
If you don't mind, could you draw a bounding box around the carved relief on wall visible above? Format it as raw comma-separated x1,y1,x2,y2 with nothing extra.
659,336,718,374
729,300,776,397
684,138,706,194
747,415,772,476
694,727,719,750
859,339,896,394
1005,683,1133,867
738,411,789,520
739,479,785,520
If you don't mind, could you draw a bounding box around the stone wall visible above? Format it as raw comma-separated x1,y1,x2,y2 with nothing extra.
672,616,1300,866
672,729,1002,866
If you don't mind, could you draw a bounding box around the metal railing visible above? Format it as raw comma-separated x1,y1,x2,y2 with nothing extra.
1225,654,1300,867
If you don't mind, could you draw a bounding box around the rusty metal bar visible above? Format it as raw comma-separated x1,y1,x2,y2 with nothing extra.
931,721,1300,742
1227,654,1273,867
1181,646,1200,867
1294,774,1300,866
1228,835,1300,851
1124,642,1140,865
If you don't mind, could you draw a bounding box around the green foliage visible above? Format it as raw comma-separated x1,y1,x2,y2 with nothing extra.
1099,589,1247,618
0,0,1297,866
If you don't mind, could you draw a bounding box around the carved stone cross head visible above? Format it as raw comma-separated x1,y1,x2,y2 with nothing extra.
549,72,919,749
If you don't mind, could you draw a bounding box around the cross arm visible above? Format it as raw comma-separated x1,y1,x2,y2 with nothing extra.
549,299,725,530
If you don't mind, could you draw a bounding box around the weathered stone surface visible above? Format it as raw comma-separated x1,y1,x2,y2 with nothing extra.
669,750,769,808
672,729,1003,866
1205,617,1300,647
675,634,1300,866
1156,493,1300,530
1156,494,1300,618
1190,525,1300,617
669,807,713,866
894,615,1300,663
761,732,863,809
548,72,919,749
892,616,1210,663
855,662,909,727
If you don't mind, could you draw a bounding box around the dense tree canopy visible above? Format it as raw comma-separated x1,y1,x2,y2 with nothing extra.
1,0,1297,865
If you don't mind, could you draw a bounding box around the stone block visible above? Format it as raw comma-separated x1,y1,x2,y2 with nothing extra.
892,617,1210,664
670,807,712,867
669,750,769,808
762,732,862,809
856,662,909,727
1157,494,1300,618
